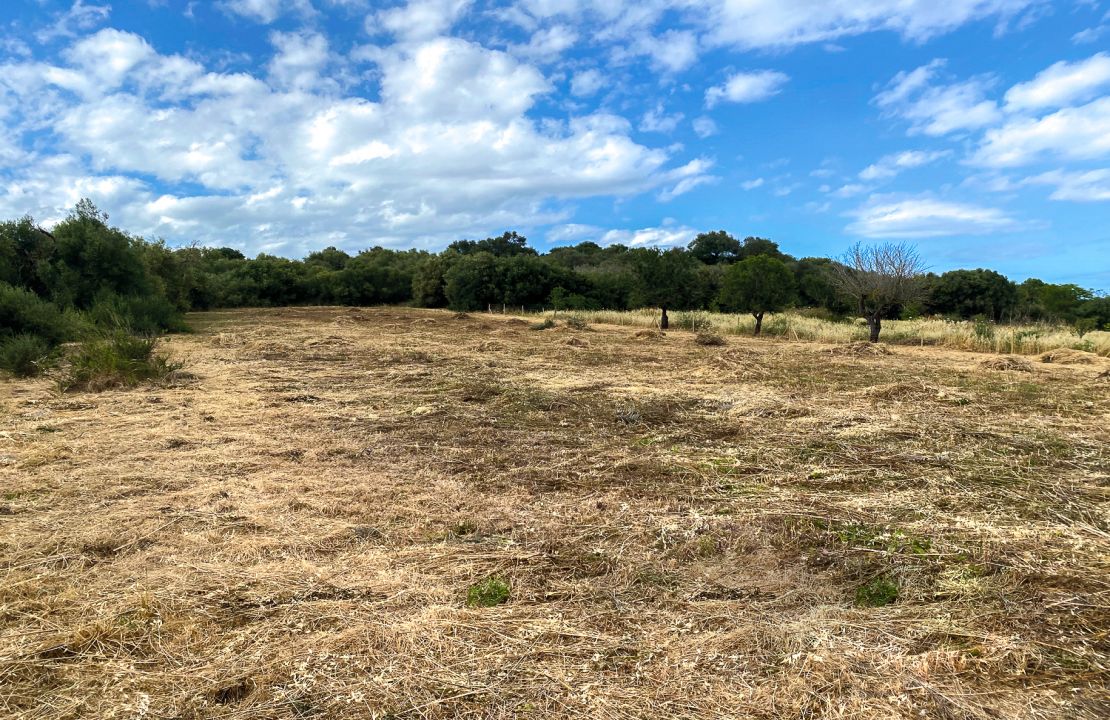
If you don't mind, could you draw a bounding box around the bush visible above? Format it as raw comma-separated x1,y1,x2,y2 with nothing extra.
530,317,556,331
57,332,182,392
0,334,53,377
466,577,510,607
0,283,84,345
674,311,712,331
86,293,187,335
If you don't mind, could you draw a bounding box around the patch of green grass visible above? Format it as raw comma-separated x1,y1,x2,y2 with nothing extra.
529,318,556,331
834,524,932,554
855,576,899,607
57,332,182,392
466,577,511,608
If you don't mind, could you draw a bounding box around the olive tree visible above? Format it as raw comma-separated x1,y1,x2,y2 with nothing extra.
833,242,926,343
717,255,795,335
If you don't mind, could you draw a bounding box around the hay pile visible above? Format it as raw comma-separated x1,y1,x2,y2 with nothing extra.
633,329,665,340
980,356,1035,372
1037,348,1099,364
826,341,893,356
694,331,726,346
565,337,590,348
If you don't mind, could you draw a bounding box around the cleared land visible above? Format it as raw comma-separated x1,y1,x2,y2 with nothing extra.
1,306,1108,719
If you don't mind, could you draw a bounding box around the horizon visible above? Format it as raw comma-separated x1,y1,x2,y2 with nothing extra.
1,1,1109,290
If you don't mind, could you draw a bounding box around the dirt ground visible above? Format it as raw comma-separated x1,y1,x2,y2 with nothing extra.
1,306,1108,719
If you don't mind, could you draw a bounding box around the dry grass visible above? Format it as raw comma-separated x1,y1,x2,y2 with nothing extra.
552,309,1110,357
1,306,1108,719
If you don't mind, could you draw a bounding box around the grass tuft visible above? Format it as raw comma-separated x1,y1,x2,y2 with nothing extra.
466,577,511,607
57,332,182,392
855,576,900,607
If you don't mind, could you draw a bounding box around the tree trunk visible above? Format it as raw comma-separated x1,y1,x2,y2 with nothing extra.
753,312,764,336
867,315,882,343
660,306,669,330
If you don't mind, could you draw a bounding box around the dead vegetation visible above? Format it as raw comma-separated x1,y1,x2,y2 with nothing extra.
980,355,1036,372
1,306,1107,719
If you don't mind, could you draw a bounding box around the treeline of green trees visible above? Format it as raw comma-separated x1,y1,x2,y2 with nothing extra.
2,201,1108,375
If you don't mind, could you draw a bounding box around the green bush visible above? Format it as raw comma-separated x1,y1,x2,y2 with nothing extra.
86,292,188,335
0,334,53,377
57,332,182,392
0,283,84,345
564,315,589,331
466,577,511,607
529,317,556,331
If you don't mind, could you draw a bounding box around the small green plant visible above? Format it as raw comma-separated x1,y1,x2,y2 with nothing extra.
529,317,556,331
0,334,53,377
466,577,510,607
58,332,182,392
674,312,712,331
973,316,995,343
855,576,899,607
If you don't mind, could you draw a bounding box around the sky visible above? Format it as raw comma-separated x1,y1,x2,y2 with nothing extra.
1,1,1108,288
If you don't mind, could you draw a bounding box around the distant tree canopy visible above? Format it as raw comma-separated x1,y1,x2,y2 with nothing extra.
2,199,1107,375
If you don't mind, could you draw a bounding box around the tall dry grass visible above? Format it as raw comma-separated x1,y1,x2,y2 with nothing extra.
547,308,1110,357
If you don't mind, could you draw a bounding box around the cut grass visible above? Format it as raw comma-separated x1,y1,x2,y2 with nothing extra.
0,306,1106,720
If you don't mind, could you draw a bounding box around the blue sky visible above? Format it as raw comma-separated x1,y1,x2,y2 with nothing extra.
1,1,1108,288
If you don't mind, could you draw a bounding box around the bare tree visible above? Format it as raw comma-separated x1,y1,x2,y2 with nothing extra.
833,242,927,343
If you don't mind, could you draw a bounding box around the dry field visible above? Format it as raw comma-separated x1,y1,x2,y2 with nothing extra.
2,306,1108,719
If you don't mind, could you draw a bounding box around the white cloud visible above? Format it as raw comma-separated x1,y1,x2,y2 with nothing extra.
971,96,1110,166
858,149,951,180
35,1,112,43
375,0,473,41
625,29,699,73
599,224,698,247
0,29,710,254
223,0,315,24
569,68,604,97
512,25,578,61
847,196,1021,237
1026,168,1110,201
1004,52,1110,111
639,102,683,133
701,0,1040,50
705,70,788,107
691,116,717,137
830,183,869,198
875,60,1000,136
740,177,764,190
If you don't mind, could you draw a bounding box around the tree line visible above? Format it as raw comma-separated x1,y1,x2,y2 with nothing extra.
2,200,1107,374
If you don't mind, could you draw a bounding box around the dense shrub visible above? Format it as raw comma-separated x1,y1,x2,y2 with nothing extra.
0,283,84,345
0,334,53,377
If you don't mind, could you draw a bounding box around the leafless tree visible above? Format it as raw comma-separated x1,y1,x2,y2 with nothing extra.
833,242,927,343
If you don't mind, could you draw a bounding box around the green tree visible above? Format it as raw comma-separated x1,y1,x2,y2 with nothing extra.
687,230,741,265
630,248,701,329
927,269,1017,321
717,255,796,335
444,252,501,311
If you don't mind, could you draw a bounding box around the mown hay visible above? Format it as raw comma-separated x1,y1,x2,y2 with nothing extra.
1037,348,1099,365
980,356,1035,372
634,329,665,340
565,337,590,348
694,331,726,346
826,341,893,356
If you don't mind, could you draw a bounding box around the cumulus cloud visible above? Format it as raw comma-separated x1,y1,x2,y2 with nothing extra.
375,0,473,41
847,196,1022,237
35,1,112,43
705,70,788,107
223,0,315,24
0,27,711,254
858,149,951,180
598,224,698,247
1004,52,1110,111
569,68,604,97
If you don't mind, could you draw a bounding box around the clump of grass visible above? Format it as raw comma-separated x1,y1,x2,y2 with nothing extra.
564,315,589,331
694,331,726,346
57,332,182,392
530,318,556,331
0,334,54,377
855,576,899,607
466,577,510,607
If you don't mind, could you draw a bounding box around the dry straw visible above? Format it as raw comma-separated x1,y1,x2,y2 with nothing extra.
1,306,1107,719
